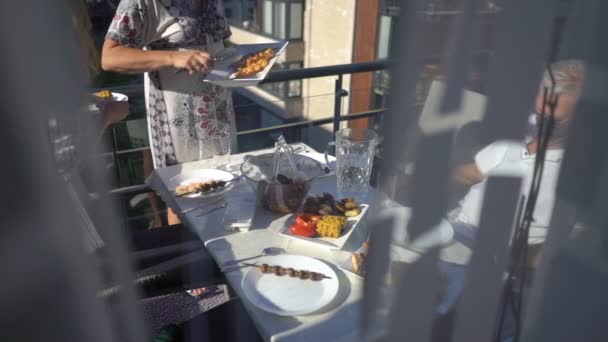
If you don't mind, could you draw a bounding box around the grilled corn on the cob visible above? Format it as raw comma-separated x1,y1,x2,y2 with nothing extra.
315,216,346,238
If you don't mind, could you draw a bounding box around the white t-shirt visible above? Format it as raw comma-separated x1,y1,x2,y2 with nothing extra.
402,140,564,264
451,140,564,244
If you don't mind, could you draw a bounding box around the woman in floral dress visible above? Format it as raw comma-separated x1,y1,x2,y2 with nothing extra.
102,0,236,169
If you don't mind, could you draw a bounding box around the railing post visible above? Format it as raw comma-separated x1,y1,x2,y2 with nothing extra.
333,74,349,133
110,127,121,185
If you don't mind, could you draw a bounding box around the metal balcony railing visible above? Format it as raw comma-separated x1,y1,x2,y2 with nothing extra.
99,60,390,198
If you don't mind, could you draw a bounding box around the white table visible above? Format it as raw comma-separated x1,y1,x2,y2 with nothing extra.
147,145,415,341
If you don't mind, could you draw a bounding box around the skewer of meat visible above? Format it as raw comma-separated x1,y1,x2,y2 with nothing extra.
175,180,227,197
243,263,331,281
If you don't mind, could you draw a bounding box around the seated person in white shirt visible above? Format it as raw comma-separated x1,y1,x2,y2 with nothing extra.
435,59,585,314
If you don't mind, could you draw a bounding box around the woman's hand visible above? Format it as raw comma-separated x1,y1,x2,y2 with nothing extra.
96,101,130,131
171,50,214,74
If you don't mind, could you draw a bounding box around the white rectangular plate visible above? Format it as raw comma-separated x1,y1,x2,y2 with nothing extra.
204,41,288,88
279,204,369,250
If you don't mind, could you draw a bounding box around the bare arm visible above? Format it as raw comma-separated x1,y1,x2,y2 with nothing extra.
101,39,172,73
101,39,213,74
452,163,484,186
97,101,129,135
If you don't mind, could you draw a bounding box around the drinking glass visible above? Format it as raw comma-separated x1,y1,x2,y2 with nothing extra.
324,128,378,201
211,123,233,170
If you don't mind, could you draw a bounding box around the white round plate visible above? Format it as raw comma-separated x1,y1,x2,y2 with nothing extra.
170,169,236,199
91,91,129,102
112,92,129,102
241,255,339,316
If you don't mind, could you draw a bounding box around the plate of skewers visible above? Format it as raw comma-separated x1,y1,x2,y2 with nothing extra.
241,254,339,316
170,169,238,200
204,41,288,87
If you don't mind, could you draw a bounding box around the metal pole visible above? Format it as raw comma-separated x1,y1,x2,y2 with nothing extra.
333,74,349,133
110,126,122,186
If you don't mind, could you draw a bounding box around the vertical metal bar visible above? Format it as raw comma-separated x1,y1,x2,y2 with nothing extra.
110,125,122,187
286,0,291,40
334,74,344,133
450,176,523,342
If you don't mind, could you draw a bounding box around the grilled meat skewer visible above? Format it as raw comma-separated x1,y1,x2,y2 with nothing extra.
244,263,331,281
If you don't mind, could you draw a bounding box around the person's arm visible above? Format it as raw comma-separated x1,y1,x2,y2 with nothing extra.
451,121,484,186
102,0,213,75
101,39,213,74
452,141,511,186
452,163,484,186
97,101,130,135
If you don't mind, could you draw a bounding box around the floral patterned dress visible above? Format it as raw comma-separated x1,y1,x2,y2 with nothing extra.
106,0,235,168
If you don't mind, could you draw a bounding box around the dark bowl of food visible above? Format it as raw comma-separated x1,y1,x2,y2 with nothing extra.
240,153,323,214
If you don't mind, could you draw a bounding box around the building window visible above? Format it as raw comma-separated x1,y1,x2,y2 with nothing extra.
289,2,303,39
273,1,287,39
224,0,304,40
260,62,303,99
374,3,399,108
263,0,273,34
377,15,392,59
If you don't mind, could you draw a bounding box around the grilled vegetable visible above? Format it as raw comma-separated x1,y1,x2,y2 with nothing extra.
303,194,361,216
342,198,358,210
334,203,346,214
316,215,346,238
318,204,333,216
344,207,362,217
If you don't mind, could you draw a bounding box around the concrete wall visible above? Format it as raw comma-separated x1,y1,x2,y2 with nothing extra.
302,0,357,147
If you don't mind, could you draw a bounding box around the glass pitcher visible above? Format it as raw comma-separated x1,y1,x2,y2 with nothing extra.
325,128,378,200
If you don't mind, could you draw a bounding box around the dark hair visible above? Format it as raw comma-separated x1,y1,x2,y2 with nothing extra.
69,0,100,80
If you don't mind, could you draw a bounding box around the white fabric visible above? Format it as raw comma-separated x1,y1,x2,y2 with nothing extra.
143,9,227,164
473,140,510,175
452,140,564,245
107,0,235,168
